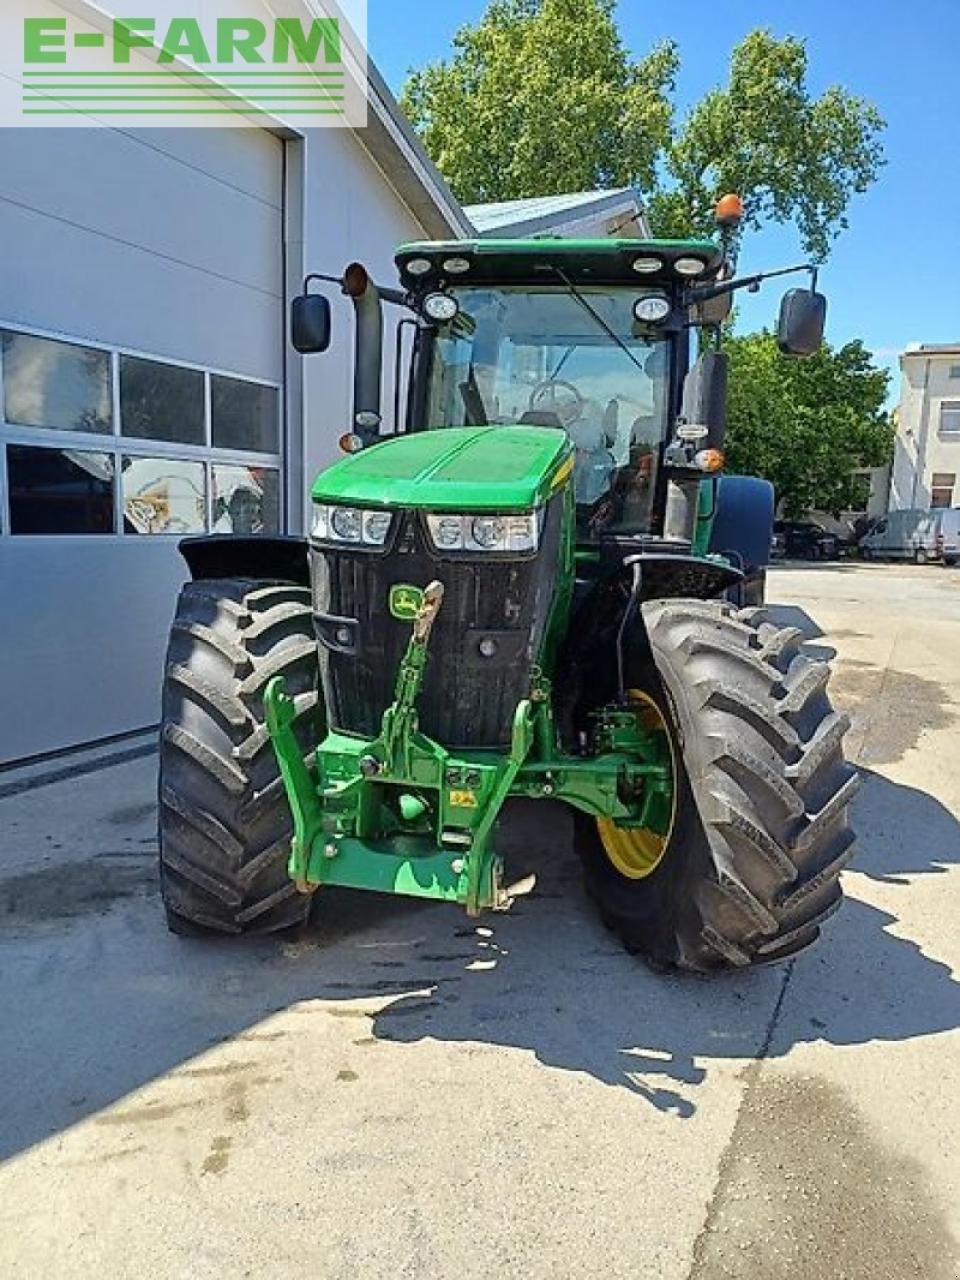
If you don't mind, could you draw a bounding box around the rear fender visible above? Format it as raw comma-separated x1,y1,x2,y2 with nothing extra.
179,535,310,586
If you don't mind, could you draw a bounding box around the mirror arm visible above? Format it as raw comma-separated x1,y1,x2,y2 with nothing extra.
688,262,817,306
302,273,409,309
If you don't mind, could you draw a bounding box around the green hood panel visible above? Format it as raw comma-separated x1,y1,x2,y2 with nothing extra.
312,426,572,511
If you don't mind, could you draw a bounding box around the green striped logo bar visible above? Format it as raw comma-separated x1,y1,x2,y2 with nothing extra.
14,9,366,126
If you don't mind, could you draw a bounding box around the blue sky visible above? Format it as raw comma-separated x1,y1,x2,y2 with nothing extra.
368,0,956,402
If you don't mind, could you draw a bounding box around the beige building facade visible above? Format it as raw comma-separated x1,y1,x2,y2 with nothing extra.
892,345,960,511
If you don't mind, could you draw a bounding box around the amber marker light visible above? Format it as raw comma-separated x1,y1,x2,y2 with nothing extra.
342,261,370,297
695,449,726,473
339,432,365,454
715,193,744,226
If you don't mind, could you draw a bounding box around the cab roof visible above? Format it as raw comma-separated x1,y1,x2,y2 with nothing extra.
395,237,724,290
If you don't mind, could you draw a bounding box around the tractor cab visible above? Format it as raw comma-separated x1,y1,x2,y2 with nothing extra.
396,238,723,539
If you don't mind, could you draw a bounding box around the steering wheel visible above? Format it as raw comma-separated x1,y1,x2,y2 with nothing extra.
528,378,584,427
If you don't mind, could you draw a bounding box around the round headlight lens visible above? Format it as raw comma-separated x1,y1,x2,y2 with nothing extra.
632,256,663,274
330,507,362,541
434,516,462,548
633,295,671,323
405,257,433,277
674,256,707,276
362,510,393,545
471,516,505,549
442,256,471,275
423,292,460,323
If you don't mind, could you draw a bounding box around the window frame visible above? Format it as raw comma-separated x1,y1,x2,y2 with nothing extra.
931,472,956,510
0,318,283,541
938,401,960,439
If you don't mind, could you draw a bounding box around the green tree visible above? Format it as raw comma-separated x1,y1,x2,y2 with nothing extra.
401,1,884,260
723,333,894,516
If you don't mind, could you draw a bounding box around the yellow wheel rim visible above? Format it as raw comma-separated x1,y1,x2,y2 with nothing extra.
596,689,677,880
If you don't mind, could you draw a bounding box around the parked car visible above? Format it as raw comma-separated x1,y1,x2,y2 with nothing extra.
773,519,840,560
860,508,959,564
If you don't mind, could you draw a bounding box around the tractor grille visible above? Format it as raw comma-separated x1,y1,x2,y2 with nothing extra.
311,497,563,749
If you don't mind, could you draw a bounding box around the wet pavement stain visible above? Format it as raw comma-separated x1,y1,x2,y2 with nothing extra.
0,855,156,925
201,1135,232,1176
830,664,956,765
177,1060,257,1080
97,1098,205,1127
690,1074,959,1280
106,801,157,826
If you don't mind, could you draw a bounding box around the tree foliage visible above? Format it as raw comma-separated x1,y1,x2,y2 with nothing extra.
723,334,894,516
401,0,884,259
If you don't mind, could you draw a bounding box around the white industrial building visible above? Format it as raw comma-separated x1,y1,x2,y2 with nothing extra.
0,20,472,762
0,1,646,769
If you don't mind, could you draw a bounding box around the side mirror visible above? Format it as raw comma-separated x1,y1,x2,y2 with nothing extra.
681,350,728,450
291,292,332,354
777,288,827,357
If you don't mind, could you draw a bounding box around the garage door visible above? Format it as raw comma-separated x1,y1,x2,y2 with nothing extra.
0,128,286,764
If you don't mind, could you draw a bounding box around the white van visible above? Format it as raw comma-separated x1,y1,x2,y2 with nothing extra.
861,508,959,564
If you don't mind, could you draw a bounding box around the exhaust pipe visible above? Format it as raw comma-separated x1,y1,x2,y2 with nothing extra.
342,262,384,441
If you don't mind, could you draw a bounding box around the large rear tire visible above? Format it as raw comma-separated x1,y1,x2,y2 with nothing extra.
576,599,858,972
159,577,321,936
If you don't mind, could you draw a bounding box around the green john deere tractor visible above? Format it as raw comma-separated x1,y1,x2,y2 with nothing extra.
158,197,858,971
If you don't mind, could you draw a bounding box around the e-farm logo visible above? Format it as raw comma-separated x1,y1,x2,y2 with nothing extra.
17,9,361,125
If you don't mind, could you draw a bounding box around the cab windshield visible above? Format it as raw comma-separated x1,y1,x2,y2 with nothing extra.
422,286,671,537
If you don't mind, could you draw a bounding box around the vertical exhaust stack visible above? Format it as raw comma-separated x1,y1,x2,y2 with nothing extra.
342,262,384,443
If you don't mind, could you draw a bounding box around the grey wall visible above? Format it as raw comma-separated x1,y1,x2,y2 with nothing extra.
0,127,284,763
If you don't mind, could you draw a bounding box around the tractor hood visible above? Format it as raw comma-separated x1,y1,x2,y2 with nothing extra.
312,426,572,512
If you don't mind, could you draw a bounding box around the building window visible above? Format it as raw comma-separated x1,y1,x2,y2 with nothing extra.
122,456,207,535
2,332,112,434
212,464,280,534
1,324,282,538
120,356,205,445
7,444,115,535
931,473,956,509
212,375,280,453
939,402,960,437
949,366,960,381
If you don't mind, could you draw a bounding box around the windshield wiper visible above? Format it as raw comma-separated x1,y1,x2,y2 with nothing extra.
551,266,651,379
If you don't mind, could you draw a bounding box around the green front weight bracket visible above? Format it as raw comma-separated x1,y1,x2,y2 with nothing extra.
263,580,535,913
264,578,674,914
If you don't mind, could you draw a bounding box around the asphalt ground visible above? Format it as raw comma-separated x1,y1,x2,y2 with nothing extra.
1,561,958,1279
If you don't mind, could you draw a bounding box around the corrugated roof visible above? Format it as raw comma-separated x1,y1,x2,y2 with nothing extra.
465,187,645,236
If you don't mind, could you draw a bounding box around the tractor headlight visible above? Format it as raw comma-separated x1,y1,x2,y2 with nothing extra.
425,511,541,554
674,256,707,276
633,294,672,323
423,292,460,323
312,504,393,548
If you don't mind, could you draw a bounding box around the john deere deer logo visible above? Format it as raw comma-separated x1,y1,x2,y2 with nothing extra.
388,584,424,621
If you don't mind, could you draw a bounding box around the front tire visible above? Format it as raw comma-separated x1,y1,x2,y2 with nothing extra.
576,600,858,972
159,578,321,936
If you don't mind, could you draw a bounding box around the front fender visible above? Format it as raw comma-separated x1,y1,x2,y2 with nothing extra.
179,535,310,586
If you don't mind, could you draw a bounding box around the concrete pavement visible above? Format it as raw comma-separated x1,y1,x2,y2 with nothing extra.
1,563,957,1279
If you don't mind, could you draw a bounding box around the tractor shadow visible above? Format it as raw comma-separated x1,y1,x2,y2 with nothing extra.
0,779,957,1160
365,783,960,1114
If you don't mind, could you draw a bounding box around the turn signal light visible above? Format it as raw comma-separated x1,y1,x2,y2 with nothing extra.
338,432,365,453
694,449,726,473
